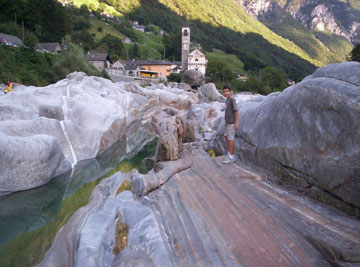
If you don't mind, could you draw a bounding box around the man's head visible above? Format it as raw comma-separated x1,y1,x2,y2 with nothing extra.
222,85,232,98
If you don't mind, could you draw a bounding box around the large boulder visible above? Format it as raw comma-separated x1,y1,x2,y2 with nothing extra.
215,62,360,214
181,70,205,88
0,133,71,196
198,83,226,103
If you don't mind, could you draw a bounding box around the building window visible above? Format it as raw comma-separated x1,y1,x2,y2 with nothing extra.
195,58,198,62
184,30,188,36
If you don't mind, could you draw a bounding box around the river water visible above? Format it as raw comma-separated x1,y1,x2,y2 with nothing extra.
0,138,157,266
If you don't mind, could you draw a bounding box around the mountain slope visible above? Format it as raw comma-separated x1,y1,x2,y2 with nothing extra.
236,0,358,63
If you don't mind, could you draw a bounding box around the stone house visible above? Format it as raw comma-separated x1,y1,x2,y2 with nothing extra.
87,53,112,71
125,63,141,77
112,60,126,71
121,37,132,44
171,61,182,74
131,21,145,32
0,33,23,46
36,43,61,53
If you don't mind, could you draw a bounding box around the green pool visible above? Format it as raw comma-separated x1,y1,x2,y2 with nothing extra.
0,138,157,267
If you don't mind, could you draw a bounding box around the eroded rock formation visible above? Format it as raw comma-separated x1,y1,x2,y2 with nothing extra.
0,72,197,195
38,145,360,267
215,62,360,215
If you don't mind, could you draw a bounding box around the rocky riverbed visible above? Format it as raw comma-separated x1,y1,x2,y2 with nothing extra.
0,62,359,266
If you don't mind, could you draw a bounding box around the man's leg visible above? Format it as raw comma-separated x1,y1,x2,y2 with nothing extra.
229,140,234,155
225,136,229,153
223,125,236,163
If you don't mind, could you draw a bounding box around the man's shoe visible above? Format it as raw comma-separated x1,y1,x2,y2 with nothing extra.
222,156,235,164
222,156,229,163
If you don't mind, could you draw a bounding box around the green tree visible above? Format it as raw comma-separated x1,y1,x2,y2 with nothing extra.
71,30,95,51
206,59,235,84
167,72,182,83
130,43,140,59
350,43,360,62
100,34,124,56
79,4,90,18
243,76,265,94
24,32,39,49
162,33,181,61
73,18,90,31
0,22,22,38
23,0,71,42
260,66,287,91
53,38,102,81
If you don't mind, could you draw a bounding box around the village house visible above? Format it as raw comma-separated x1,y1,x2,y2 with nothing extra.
121,37,132,44
129,60,174,78
131,21,145,32
86,52,112,71
111,60,126,72
171,61,182,74
125,63,141,77
0,33,23,47
36,43,61,54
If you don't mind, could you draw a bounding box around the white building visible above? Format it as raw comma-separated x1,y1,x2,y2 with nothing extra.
188,48,207,75
121,37,132,44
181,26,207,74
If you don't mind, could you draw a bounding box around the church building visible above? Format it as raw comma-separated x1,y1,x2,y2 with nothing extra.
181,25,207,75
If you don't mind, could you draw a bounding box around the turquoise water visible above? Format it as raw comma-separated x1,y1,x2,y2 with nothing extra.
0,138,157,266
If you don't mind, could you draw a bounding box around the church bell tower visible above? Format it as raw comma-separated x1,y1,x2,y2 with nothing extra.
181,25,190,71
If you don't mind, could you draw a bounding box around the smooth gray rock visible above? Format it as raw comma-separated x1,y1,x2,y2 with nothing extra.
0,132,71,196
215,62,360,212
198,83,226,103
181,70,205,88
38,170,173,267
178,82,192,91
132,158,192,196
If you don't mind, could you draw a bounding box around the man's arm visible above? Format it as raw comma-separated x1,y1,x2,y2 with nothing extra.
234,110,239,130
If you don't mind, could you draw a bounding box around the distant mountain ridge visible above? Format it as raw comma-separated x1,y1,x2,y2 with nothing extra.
236,0,360,43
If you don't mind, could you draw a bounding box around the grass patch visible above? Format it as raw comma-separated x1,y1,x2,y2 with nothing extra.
116,180,132,195
88,17,125,41
206,49,245,75
112,213,129,255
206,149,216,158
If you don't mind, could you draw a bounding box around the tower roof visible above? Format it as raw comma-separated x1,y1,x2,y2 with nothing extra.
183,21,190,27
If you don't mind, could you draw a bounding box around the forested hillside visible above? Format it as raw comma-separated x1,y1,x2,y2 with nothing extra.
57,0,320,80
1,0,357,86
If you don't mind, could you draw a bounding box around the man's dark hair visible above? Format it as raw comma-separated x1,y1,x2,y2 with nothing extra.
222,85,232,91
